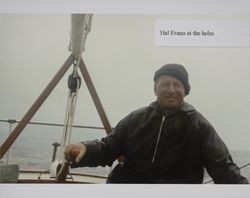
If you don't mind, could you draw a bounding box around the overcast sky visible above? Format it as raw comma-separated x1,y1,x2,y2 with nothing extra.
0,13,250,151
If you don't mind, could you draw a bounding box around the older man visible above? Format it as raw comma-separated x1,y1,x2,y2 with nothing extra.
64,63,248,184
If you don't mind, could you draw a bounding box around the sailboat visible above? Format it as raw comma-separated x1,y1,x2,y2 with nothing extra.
0,14,111,183
0,13,250,184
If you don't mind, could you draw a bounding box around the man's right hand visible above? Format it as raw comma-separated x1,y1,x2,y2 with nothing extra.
64,143,86,163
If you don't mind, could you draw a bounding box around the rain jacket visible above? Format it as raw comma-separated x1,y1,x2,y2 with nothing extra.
72,102,248,184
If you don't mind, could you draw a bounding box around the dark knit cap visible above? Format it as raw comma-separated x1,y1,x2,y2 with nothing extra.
154,63,190,95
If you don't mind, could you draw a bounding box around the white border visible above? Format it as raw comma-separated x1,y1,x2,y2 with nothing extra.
1,184,250,198
0,0,249,14
0,1,249,198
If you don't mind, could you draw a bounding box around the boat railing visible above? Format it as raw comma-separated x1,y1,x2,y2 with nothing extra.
203,163,250,184
0,118,112,180
0,119,109,130
1,119,249,183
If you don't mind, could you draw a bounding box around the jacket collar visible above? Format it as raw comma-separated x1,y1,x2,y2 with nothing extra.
150,101,196,115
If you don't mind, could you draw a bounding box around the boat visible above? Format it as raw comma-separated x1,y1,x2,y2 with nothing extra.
0,119,109,183
0,14,112,183
0,13,250,184
1,118,250,184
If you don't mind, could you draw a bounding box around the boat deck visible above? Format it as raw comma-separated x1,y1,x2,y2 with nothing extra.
18,170,107,183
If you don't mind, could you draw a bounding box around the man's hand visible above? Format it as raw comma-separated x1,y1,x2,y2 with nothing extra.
64,143,86,163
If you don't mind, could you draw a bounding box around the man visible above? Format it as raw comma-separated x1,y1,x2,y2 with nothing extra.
64,63,248,184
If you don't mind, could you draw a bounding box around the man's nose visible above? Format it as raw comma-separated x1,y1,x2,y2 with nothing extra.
167,84,175,92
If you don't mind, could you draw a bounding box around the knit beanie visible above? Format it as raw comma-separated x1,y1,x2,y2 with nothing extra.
154,63,190,95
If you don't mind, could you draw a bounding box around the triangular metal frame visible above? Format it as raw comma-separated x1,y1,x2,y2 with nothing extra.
0,54,112,158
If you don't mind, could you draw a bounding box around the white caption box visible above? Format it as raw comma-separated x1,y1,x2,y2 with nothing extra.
155,18,249,47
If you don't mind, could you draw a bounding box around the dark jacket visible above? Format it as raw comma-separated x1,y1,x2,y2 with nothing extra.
72,102,248,184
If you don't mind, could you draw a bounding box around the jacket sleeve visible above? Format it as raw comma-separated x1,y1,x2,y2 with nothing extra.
200,123,248,184
71,117,128,168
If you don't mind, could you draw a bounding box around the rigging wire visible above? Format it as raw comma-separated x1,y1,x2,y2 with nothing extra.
0,119,108,130
57,14,94,173
203,163,250,184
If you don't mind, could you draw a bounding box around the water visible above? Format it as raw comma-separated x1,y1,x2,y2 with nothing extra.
203,150,250,183
1,122,250,181
0,121,112,177
1,145,250,182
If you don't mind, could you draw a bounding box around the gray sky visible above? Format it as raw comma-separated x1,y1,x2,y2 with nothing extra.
0,14,250,151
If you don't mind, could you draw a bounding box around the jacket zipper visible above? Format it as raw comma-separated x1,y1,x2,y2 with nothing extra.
152,115,166,163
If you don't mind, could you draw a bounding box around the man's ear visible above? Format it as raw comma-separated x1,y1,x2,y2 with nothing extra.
154,83,157,96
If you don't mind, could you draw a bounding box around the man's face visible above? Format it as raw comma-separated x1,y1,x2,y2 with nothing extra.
154,75,186,111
